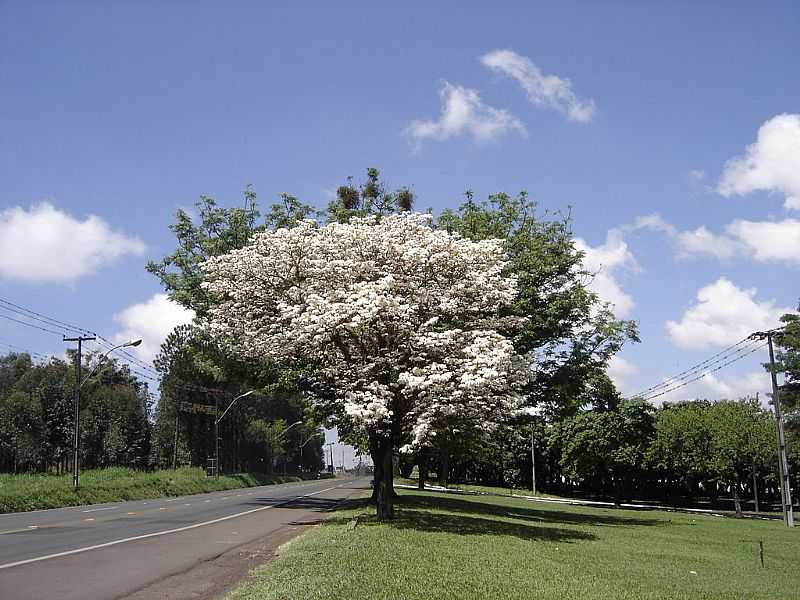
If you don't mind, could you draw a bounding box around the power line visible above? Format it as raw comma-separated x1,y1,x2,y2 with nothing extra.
629,335,759,399
0,297,234,398
0,340,54,362
0,296,96,336
638,340,768,402
0,312,65,336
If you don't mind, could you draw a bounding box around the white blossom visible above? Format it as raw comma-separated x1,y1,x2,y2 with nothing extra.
201,212,527,447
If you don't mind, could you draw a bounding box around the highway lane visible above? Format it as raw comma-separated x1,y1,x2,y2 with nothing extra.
0,476,370,600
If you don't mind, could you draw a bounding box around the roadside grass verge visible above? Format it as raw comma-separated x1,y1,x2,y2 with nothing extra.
0,467,301,513
227,487,800,600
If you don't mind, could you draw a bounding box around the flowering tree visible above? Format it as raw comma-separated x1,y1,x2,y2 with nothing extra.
201,213,528,519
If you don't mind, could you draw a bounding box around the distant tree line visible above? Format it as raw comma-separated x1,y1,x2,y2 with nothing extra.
426,395,794,516
0,351,151,473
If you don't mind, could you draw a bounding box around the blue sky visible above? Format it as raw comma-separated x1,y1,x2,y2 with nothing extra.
1,1,799,413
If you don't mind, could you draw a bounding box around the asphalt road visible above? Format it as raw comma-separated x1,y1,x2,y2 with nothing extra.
0,476,370,600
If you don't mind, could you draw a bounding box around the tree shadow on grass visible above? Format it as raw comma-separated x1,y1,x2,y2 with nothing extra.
398,491,663,529
381,508,597,543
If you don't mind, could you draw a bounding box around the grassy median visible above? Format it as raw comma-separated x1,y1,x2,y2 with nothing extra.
227,487,800,600
0,467,301,513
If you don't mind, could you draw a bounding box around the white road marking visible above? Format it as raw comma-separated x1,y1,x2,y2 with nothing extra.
0,526,39,535
81,506,117,513
0,482,349,570
204,500,211,503
183,503,191,506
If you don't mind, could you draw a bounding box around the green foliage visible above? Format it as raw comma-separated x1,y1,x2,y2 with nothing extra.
146,188,316,316
773,309,800,412
552,399,655,499
0,351,151,474
326,167,414,223
648,400,714,479
649,400,775,482
437,190,639,417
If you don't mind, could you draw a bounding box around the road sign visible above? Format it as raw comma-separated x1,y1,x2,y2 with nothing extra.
179,401,216,415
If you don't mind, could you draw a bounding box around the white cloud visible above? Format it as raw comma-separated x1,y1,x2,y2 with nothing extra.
608,355,638,395
574,230,637,317
406,81,526,144
480,49,596,122
630,213,800,264
666,278,790,350
718,113,800,210
725,218,800,263
113,293,195,365
688,169,706,182
0,202,146,283
675,226,740,259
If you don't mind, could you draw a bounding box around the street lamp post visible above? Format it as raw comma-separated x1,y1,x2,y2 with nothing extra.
215,390,255,479
65,337,142,489
299,431,324,473
276,421,303,476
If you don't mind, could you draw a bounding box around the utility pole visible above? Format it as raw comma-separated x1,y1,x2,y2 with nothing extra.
64,334,96,489
215,395,220,479
765,331,794,527
531,426,537,496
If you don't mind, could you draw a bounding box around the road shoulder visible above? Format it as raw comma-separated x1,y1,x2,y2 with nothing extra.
120,482,367,600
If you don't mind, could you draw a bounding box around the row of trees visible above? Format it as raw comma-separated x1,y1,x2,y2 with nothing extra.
0,351,151,473
429,396,790,516
0,341,326,476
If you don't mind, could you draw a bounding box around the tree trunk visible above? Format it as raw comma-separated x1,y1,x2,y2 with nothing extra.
440,448,449,488
733,479,743,517
373,438,394,521
418,452,428,490
369,437,396,520
752,467,760,513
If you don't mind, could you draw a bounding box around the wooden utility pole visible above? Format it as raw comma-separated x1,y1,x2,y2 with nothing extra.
766,331,794,527
64,335,96,489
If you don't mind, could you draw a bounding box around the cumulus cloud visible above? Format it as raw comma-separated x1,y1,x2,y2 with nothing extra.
630,213,800,264
480,49,596,122
718,113,800,210
406,82,526,144
0,203,146,283
608,355,638,395
725,218,800,263
666,278,790,350
113,293,195,365
574,230,637,317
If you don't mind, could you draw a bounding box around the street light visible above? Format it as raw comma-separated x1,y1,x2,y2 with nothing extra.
67,338,142,489
214,390,256,479
299,431,324,473
277,420,303,475
80,339,142,388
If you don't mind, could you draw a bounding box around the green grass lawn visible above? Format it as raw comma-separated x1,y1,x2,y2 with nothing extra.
227,487,800,600
0,467,301,513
